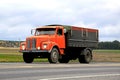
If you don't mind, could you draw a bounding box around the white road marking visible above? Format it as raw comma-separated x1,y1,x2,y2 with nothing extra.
39,74,120,80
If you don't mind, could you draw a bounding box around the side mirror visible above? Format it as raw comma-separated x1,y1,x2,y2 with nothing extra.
31,29,36,35
63,29,67,33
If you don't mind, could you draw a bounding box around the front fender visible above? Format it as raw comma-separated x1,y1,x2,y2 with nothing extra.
48,42,59,53
49,43,64,55
42,41,59,53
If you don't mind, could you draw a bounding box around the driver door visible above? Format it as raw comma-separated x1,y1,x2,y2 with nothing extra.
56,28,65,48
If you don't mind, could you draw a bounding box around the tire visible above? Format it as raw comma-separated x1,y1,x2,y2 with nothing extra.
23,53,34,63
78,49,92,63
48,48,59,63
59,55,69,63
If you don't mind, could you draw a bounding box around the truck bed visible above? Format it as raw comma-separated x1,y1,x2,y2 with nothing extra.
67,26,98,48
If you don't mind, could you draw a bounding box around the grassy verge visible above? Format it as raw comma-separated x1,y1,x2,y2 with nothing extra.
0,47,48,62
94,49,120,53
0,54,23,62
93,50,120,62
0,54,48,62
0,47,120,62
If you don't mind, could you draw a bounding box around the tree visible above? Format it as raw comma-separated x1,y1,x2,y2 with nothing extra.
112,40,120,49
98,40,120,49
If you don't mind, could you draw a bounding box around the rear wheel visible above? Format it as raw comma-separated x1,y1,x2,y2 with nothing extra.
48,48,59,63
23,53,34,63
78,49,92,63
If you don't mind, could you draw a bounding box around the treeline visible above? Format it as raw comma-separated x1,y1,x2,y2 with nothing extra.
0,40,21,47
98,40,120,49
0,40,120,49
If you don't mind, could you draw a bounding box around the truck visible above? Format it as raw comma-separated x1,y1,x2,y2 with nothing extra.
20,24,98,64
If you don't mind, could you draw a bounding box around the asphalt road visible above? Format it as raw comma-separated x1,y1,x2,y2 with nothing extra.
0,62,120,80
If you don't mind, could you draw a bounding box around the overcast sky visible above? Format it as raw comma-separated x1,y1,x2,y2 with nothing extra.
0,0,120,41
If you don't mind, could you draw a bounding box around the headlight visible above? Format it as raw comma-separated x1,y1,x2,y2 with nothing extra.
43,44,47,49
37,47,40,50
22,45,25,50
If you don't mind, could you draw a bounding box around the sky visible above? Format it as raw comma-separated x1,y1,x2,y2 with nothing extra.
0,0,120,41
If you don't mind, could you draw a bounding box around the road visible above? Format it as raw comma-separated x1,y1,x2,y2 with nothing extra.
0,62,120,80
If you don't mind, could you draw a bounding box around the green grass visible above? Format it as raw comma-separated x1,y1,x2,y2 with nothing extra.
0,54,23,62
0,47,48,62
0,47,22,62
94,49,120,54
0,53,48,62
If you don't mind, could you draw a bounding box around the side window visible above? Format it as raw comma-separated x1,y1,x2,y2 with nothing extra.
57,29,62,36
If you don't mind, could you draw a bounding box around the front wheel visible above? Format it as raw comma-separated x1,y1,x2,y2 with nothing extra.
48,48,59,63
78,49,92,63
23,53,34,63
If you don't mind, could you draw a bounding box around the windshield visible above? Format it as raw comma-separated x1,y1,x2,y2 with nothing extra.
35,28,56,35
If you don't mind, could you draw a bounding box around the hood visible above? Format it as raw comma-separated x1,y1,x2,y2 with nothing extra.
26,35,55,49
27,35,53,41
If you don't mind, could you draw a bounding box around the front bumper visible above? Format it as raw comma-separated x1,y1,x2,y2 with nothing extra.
19,50,49,53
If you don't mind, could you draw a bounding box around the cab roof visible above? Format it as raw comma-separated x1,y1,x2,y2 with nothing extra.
36,24,71,31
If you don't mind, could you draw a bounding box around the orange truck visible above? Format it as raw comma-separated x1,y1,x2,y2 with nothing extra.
20,24,98,64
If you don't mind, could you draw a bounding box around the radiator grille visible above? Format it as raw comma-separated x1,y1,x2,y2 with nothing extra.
27,39,30,49
32,38,36,49
26,38,36,50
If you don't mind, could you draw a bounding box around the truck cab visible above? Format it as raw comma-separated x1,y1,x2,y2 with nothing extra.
20,26,66,63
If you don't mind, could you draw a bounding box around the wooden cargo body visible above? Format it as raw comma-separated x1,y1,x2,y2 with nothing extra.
65,26,98,48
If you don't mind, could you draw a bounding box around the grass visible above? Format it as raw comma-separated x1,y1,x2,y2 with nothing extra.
0,54,48,62
93,50,120,62
0,47,120,62
94,49,120,54
0,54,23,62
0,47,48,62
0,47,20,54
